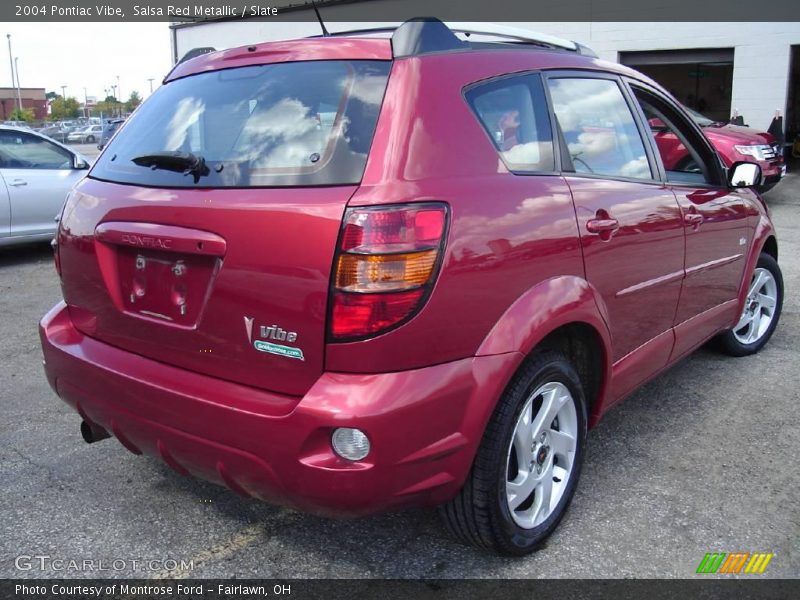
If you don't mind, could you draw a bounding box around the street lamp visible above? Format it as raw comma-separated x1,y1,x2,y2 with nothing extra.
6,34,21,114
14,56,22,116
116,75,121,116
147,78,154,94
83,87,88,118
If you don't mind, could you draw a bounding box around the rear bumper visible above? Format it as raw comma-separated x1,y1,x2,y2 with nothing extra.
40,302,519,517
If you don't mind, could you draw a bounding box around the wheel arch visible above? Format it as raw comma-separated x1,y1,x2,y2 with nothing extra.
735,218,778,322
762,235,778,261
476,275,613,428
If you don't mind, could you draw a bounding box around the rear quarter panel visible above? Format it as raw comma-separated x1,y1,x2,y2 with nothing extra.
326,53,591,373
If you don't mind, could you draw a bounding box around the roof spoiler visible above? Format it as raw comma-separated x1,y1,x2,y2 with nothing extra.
391,18,467,58
163,46,217,83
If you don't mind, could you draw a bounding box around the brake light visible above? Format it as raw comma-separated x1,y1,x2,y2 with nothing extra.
330,203,448,340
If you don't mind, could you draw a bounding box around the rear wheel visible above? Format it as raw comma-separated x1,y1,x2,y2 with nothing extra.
85,135,95,143
716,253,783,356
439,351,587,555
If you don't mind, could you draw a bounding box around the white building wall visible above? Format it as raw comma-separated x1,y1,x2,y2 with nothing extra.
174,20,800,131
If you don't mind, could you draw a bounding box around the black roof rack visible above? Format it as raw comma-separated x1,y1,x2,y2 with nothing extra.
315,18,598,58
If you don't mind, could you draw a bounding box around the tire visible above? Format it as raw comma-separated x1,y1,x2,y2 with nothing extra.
85,135,95,143
716,252,783,356
439,350,587,555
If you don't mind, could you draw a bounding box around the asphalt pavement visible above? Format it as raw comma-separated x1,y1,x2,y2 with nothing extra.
1,174,798,579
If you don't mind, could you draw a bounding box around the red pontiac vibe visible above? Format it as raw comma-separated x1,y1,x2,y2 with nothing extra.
39,20,783,555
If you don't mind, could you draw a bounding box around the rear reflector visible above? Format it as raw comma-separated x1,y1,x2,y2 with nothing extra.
330,203,448,340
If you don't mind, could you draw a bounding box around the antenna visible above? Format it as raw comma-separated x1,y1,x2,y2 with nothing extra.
310,1,330,37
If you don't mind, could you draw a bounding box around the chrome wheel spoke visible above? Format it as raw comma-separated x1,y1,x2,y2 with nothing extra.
531,384,568,438
735,311,755,333
531,472,553,526
757,292,776,312
549,429,576,471
512,402,535,465
506,470,537,510
748,270,767,297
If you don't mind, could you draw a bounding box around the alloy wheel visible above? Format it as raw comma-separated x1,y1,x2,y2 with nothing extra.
733,267,778,345
505,381,578,529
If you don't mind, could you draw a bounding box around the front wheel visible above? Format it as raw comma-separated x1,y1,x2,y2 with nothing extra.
716,252,783,356
439,351,587,555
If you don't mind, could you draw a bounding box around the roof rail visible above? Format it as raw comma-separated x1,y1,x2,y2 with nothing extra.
444,22,577,52
316,19,597,58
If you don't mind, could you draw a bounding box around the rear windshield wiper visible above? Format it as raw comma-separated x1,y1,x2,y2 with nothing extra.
131,151,210,183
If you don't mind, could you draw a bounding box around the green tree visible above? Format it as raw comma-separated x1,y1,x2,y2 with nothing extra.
45,91,58,101
92,101,118,117
9,107,35,123
125,91,142,113
49,96,81,120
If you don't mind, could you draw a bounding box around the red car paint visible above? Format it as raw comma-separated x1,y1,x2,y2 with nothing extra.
40,36,777,516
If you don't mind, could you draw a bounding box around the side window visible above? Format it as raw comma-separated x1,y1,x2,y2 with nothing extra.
547,77,653,180
0,130,73,169
465,74,554,172
630,86,720,186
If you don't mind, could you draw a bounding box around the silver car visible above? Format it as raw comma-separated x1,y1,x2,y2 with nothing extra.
66,124,103,144
0,125,89,246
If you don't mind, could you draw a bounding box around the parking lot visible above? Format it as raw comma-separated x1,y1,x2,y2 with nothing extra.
1,175,798,579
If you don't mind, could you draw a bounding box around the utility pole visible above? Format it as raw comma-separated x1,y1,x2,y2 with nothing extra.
14,56,22,116
6,34,21,114
147,78,154,94
116,74,121,116
83,87,88,118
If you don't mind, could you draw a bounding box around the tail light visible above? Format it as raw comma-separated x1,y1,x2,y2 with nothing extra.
329,203,448,340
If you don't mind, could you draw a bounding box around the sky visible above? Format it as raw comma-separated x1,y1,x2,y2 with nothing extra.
2,23,172,102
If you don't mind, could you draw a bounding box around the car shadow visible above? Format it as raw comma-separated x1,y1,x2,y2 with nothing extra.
0,242,53,269
126,344,754,577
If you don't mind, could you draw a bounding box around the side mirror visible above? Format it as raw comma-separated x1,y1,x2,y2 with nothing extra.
72,155,89,170
648,117,667,132
728,161,761,188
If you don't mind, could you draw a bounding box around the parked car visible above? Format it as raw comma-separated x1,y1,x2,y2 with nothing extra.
651,107,786,192
40,20,783,555
98,118,125,150
66,124,103,144
0,125,89,246
1,120,31,129
38,125,75,144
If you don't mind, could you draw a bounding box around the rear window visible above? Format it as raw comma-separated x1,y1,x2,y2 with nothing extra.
90,60,391,188
465,73,554,173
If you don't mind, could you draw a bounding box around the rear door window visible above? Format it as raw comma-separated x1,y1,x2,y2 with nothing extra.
465,73,554,172
0,130,73,169
90,61,391,188
546,77,653,180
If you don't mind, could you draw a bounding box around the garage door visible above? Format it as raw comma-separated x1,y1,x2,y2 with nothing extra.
620,49,734,123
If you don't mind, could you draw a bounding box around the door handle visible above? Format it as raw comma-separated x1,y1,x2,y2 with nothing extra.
684,213,704,227
8,178,27,187
586,218,620,234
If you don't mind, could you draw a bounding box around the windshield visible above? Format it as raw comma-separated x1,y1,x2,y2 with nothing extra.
90,60,391,188
683,106,715,127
